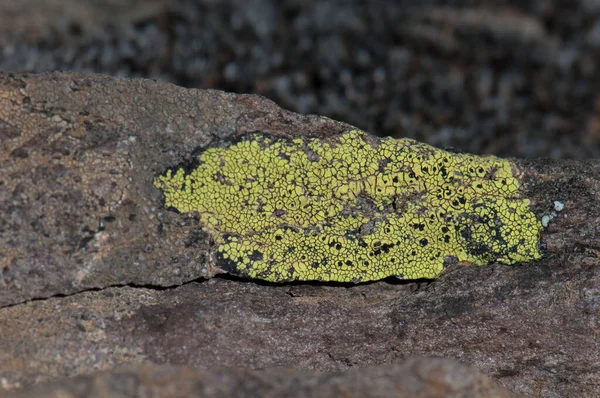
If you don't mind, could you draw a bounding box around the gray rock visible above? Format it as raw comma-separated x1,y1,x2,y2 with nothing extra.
6,359,518,398
1,72,599,397
0,71,344,306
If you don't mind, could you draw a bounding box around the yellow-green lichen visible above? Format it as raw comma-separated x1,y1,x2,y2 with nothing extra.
154,130,541,282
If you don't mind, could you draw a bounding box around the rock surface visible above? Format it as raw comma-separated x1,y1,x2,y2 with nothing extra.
1,72,599,397
0,71,344,306
6,360,518,398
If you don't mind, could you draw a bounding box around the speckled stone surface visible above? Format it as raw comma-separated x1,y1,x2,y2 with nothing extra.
1,72,600,397
6,360,519,398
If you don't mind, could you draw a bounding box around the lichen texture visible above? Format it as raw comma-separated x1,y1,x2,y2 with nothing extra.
154,130,541,282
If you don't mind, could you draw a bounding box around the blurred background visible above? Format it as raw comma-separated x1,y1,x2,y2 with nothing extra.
1,0,600,159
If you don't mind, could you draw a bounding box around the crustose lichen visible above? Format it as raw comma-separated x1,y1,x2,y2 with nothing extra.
154,130,541,282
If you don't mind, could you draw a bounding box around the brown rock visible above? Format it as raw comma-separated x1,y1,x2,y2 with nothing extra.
1,72,599,397
6,360,518,398
0,71,344,307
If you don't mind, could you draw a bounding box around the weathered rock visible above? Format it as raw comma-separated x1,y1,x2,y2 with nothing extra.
1,72,599,397
6,359,518,398
0,71,345,306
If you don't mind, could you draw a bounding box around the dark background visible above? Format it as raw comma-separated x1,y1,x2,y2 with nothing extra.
2,0,600,158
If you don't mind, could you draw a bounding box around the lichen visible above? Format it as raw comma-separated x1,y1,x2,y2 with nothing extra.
154,130,541,282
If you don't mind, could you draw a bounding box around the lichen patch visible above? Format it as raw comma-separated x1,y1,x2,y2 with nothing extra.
154,130,541,282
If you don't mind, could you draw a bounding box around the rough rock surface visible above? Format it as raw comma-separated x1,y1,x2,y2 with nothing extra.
6,360,518,398
0,71,344,306
1,72,599,397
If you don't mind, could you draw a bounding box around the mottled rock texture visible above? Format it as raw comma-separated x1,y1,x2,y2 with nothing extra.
1,72,599,397
3,2,600,397
6,360,518,398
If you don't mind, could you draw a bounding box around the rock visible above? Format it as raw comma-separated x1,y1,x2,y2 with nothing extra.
1,72,599,397
0,71,344,306
6,359,518,398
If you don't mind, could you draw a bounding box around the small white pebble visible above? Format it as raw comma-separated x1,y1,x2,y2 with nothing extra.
553,200,565,212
